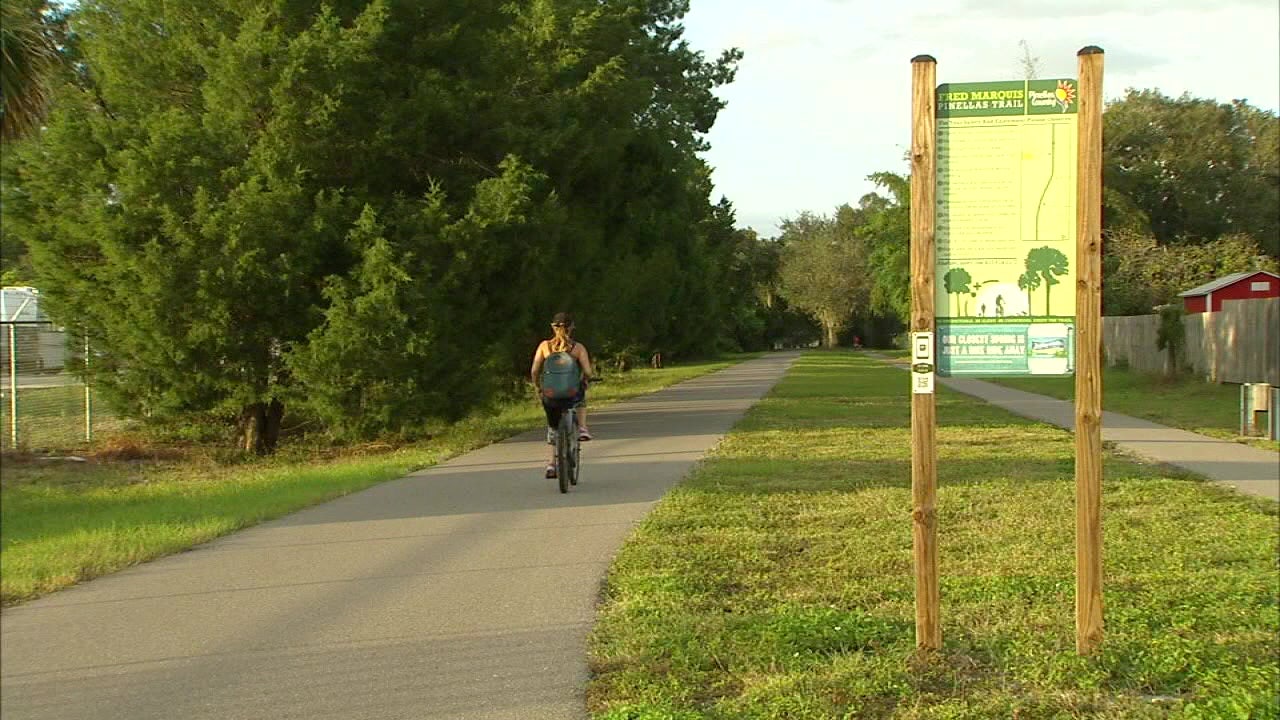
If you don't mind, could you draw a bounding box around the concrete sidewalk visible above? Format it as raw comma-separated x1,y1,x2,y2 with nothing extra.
0,353,798,720
874,354,1279,501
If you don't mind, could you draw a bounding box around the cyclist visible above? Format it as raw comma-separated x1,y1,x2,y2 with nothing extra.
531,312,594,478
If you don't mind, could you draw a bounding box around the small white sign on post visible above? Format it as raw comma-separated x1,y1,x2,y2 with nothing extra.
912,331,935,395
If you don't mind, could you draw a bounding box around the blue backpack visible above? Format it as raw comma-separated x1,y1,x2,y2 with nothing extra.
541,349,582,400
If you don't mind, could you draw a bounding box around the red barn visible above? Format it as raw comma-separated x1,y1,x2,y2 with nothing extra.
1178,270,1280,313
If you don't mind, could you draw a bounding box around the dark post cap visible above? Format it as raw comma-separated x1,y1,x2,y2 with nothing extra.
1077,46,1104,56
911,55,937,64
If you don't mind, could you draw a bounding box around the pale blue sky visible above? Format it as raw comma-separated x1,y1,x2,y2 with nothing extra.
681,0,1280,237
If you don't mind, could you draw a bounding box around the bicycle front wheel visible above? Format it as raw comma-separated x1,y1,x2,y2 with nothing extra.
568,431,580,486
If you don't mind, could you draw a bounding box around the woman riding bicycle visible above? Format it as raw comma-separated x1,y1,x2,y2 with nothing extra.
531,312,594,478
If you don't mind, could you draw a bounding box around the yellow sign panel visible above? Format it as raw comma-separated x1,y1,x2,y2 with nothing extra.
935,79,1078,376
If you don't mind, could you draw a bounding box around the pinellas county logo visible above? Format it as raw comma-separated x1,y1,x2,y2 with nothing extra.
1029,80,1077,112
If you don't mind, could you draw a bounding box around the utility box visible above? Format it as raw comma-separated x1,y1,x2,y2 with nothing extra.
1272,386,1280,441
1240,383,1273,437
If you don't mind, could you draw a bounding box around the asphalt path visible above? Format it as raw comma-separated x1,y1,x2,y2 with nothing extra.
0,352,797,720
5,372,79,390
871,353,1279,501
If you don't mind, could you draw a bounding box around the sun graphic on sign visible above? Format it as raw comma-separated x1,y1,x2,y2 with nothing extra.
1055,80,1077,112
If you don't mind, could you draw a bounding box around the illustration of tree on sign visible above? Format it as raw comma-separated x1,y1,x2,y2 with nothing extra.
1018,270,1042,316
942,267,972,316
1025,247,1069,315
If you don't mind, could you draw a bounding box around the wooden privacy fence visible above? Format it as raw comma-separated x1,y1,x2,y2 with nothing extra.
1102,297,1280,385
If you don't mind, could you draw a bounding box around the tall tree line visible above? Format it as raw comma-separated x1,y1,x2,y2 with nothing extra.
1101,89,1279,315
1,0,759,450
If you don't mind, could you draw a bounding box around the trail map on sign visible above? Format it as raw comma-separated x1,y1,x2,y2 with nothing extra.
935,79,1078,376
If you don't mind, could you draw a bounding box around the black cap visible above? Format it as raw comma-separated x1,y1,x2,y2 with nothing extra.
551,312,573,325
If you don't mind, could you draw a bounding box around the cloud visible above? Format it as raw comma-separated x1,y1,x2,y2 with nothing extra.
1097,47,1167,76
751,29,812,54
685,0,1278,233
950,0,1275,18
733,211,789,237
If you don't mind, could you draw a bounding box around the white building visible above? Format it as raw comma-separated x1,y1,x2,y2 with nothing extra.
1,286,67,372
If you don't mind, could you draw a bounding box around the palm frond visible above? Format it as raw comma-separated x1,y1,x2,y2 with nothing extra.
1,1,61,141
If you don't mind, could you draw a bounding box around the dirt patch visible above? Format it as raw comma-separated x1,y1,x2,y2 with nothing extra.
89,435,188,463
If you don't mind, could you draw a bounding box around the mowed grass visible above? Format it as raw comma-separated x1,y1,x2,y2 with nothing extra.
988,366,1279,452
588,352,1279,719
0,357,751,605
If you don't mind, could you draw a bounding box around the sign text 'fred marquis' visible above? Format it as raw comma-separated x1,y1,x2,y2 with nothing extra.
935,79,1078,377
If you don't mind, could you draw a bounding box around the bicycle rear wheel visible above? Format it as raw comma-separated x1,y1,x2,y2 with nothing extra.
568,428,580,486
556,410,572,494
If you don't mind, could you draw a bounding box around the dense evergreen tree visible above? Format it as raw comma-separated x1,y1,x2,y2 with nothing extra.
2,0,746,448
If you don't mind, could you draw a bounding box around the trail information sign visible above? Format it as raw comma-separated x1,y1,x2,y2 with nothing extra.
935,79,1078,376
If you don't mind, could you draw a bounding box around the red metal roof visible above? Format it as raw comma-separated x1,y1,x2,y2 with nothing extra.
1177,270,1280,298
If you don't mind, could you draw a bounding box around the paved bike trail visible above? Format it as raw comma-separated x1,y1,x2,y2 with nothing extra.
871,352,1279,501
938,376,1280,501
0,353,797,720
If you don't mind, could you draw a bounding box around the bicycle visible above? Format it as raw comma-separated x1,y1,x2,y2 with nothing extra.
554,404,581,494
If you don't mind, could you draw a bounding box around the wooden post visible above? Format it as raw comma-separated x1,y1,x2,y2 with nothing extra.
84,333,93,443
1075,46,1105,656
909,54,940,652
8,323,16,449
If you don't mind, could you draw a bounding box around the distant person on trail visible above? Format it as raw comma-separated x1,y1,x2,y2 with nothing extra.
531,312,594,478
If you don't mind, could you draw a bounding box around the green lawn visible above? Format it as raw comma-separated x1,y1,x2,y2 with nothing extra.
588,352,1279,719
987,366,1279,451
0,356,752,605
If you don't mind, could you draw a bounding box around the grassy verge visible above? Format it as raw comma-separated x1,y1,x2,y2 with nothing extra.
986,365,1280,452
0,356,754,605
588,352,1279,719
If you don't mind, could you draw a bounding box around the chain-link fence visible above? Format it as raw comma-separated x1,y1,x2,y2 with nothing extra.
0,322,124,451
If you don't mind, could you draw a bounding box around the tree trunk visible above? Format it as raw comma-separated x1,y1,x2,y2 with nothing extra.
240,403,264,454
823,318,837,348
240,399,285,455
264,399,284,452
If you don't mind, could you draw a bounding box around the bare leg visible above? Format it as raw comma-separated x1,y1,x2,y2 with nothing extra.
543,402,558,467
